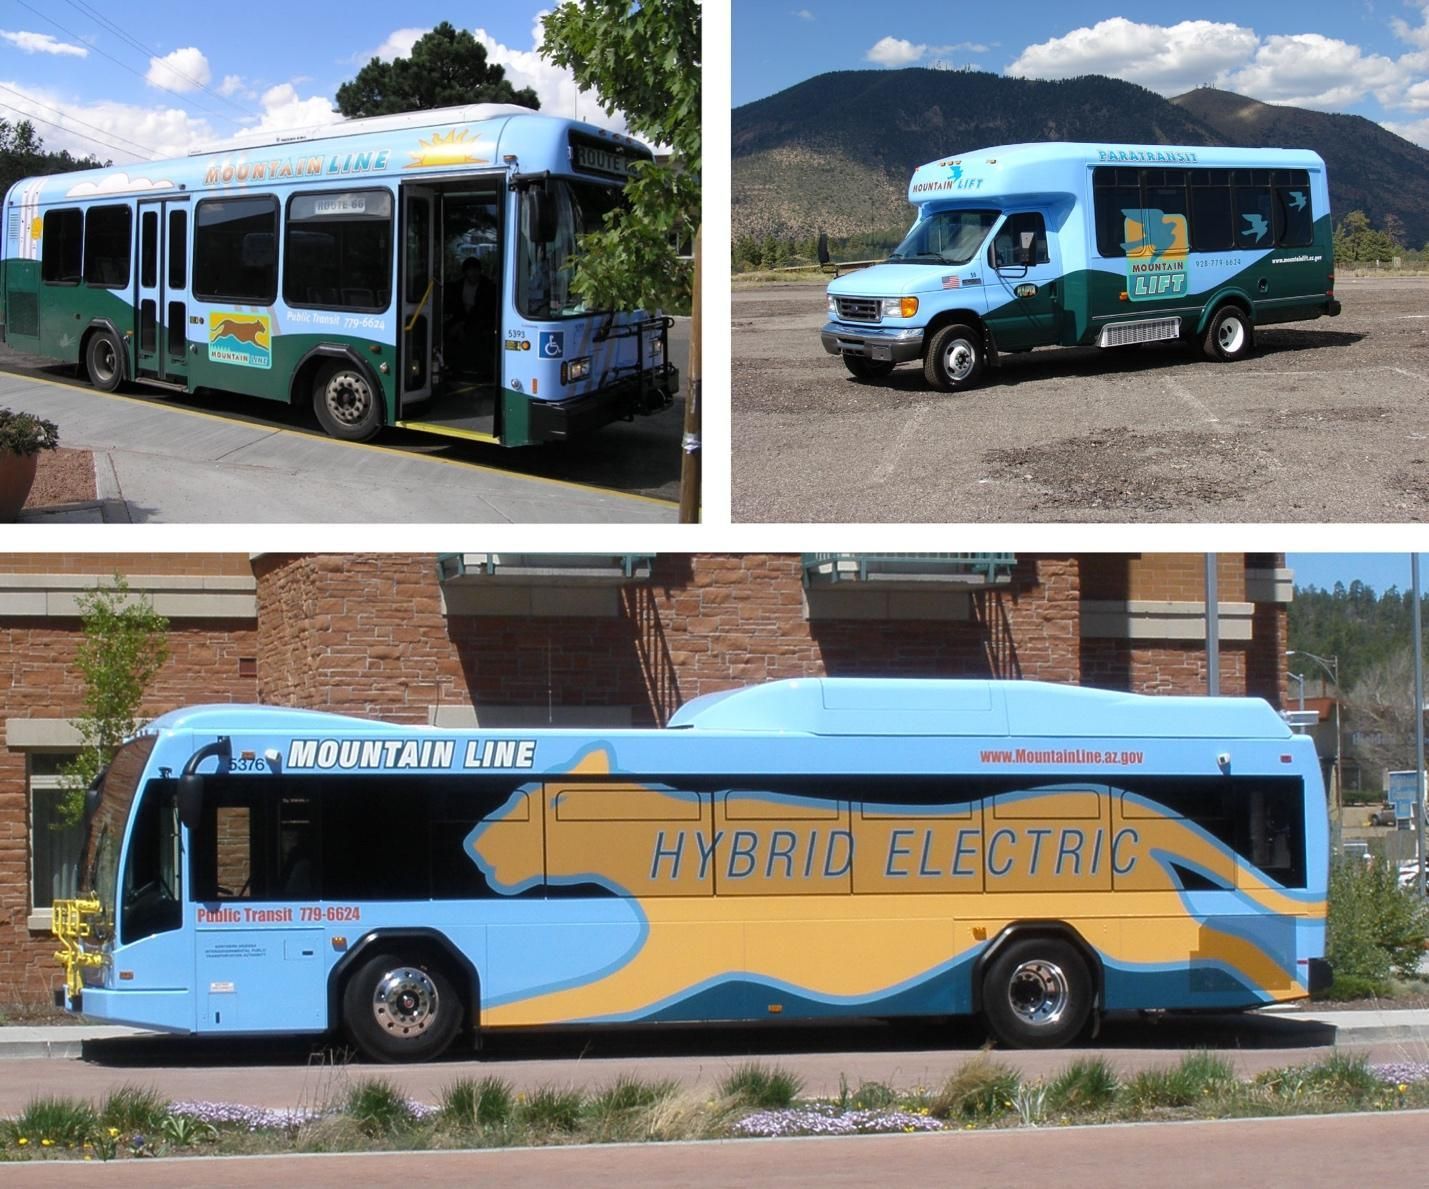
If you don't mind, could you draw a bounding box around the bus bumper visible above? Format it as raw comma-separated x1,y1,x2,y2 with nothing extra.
528,366,680,442
1327,299,1342,317
820,322,925,363
1305,957,1333,994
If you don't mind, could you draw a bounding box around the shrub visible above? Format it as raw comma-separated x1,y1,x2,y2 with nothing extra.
0,408,59,456
439,1076,514,1128
6,1096,98,1148
587,1074,677,1118
1327,856,1429,984
99,1084,169,1134
929,1055,1020,1120
1126,1052,1235,1110
720,1063,803,1109
517,1086,585,1133
345,1078,416,1137
1047,1057,1120,1112
849,1081,899,1111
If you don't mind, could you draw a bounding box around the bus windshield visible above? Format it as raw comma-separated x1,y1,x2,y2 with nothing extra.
888,208,1000,265
517,179,626,319
80,733,157,937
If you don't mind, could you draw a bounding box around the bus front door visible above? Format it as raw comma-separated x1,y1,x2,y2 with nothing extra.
398,185,436,410
134,197,190,386
984,210,1063,352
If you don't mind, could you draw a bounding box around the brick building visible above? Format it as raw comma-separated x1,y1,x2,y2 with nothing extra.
0,551,1292,999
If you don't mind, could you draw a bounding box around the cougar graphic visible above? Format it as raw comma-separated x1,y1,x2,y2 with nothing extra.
210,318,267,345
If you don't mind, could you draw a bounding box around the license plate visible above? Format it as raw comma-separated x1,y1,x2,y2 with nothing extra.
870,345,892,361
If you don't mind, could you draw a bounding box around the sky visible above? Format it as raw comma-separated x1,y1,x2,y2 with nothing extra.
0,0,631,166
1288,553,1429,594
733,0,1429,148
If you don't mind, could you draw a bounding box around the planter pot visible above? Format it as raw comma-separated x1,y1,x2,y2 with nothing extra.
0,449,39,521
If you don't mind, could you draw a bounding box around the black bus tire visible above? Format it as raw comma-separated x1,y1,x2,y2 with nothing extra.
85,329,125,392
1202,306,1253,362
924,323,985,391
313,361,384,441
342,951,462,1063
981,937,1093,1049
843,354,895,381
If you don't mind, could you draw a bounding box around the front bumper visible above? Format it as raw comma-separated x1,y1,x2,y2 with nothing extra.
528,365,680,442
820,321,925,363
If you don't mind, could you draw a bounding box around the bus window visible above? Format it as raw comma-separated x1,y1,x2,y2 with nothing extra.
141,210,158,289
194,195,278,303
284,189,393,312
516,180,624,319
1189,174,1234,251
121,781,182,943
1091,169,1139,258
168,209,187,289
1274,173,1314,247
40,208,83,283
991,212,1049,267
1232,185,1274,248
889,208,998,266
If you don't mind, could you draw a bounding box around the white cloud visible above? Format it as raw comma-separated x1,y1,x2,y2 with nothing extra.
867,36,927,67
0,30,88,57
794,9,815,20
145,46,212,93
1381,116,1429,149
246,82,339,136
358,27,426,64
217,74,245,97
476,17,630,134
1008,18,1259,96
1223,33,1401,110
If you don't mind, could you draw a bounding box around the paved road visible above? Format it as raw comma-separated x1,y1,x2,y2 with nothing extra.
4,1109,1427,1185
732,274,1429,522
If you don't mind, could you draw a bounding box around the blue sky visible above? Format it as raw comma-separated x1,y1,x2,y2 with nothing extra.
1288,553,1429,594
0,1,628,164
733,0,1429,147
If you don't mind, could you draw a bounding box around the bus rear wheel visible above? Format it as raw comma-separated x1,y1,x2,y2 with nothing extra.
84,329,125,392
342,951,462,1063
842,354,895,381
313,362,383,441
981,937,1092,1049
924,323,984,392
1202,306,1253,362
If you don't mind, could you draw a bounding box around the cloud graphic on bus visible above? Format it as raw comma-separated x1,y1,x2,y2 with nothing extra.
65,173,176,197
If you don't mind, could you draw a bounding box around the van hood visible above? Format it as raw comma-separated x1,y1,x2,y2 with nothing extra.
827,262,983,298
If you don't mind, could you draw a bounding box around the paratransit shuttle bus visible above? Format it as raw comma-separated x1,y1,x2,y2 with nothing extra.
822,142,1341,391
53,678,1329,1061
2,104,677,445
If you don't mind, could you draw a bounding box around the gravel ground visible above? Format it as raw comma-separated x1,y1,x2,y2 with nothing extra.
732,274,1429,522
24,447,96,508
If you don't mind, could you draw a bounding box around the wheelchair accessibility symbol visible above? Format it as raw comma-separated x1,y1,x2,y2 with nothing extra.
539,332,564,359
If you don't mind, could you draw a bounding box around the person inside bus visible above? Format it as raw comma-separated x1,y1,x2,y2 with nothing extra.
445,257,496,380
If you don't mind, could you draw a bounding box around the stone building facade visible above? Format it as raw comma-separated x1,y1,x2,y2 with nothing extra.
0,551,1292,998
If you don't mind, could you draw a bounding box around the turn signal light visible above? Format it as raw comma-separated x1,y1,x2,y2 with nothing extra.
900,297,919,318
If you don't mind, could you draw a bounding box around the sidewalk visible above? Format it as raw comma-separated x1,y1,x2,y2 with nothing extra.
4,1009,1428,1060
3,371,676,524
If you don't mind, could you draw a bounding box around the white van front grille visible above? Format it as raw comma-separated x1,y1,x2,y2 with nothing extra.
835,297,881,323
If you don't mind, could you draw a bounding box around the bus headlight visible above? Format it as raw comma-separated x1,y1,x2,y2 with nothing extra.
880,297,918,319
561,356,592,384
648,336,664,360
827,294,838,317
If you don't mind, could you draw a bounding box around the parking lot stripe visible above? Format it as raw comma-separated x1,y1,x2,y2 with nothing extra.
1164,375,1219,423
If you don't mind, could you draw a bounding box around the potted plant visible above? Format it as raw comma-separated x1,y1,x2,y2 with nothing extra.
0,407,60,521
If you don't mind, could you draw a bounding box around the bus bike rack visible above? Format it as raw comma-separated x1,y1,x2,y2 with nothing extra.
593,314,678,418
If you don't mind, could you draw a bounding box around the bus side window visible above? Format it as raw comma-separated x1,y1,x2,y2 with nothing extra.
1274,170,1314,248
40,208,83,284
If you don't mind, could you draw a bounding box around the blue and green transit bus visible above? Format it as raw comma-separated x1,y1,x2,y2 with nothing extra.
2,104,677,445
822,142,1341,390
53,678,1329,1062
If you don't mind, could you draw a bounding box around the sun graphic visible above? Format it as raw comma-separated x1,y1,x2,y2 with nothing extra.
405,128,490,169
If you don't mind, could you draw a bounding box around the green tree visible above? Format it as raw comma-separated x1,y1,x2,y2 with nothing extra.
59,577,170,824
0,118,106,198
336,22,539,117
540,0,700,313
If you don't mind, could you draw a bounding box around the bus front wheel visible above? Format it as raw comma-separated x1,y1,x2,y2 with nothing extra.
1202,307,1253,362
84,329,125,392
843,354,895,381
313,362,383,441
924,324,984,392
981,937,1093,1049
342,951,462,1063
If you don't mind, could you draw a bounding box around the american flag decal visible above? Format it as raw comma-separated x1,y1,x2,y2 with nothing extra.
942,275,960,289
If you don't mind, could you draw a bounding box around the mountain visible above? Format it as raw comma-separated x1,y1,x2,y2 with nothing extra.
1171,88,1429,247
732,70,1429,249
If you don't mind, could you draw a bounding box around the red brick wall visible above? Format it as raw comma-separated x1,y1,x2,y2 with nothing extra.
1079,553,1246,603
1,618,256,1001
0,555,250,576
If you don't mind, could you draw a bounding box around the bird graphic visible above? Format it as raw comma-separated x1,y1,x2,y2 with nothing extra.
1288,191,1307,212
1242,213,1269,242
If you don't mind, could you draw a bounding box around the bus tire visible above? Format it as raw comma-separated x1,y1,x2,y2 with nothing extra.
84,329,125,392
342,951,462,1063
1202,306,1253,362
981,937,1092,1049
923,323,984,392
842,354,895,381
313,361,383,441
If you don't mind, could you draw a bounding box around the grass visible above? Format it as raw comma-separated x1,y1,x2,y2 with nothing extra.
4,1050,1429,1161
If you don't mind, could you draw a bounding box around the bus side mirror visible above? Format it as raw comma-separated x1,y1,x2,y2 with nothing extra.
527,188,556,244
178,774,204,832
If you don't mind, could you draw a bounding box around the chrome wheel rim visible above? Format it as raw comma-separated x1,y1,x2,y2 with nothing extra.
1217,317,1245,354
943,338,977,382
93,340,118,384
324,372,374,427
372,967,438,1036
1007,959,1070,1027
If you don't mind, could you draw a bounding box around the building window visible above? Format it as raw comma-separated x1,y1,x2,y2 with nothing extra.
29,753,83,923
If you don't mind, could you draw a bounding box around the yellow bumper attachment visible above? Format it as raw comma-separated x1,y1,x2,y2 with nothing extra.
51,897,105,999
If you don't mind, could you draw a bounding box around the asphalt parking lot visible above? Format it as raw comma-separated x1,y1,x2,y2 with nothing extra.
732,274,1429,522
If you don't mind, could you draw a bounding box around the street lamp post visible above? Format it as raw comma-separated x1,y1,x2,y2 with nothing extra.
1288,649,1341,854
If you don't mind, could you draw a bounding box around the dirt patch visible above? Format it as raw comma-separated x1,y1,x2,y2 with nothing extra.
984,426,1279,513
22,448,96,509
